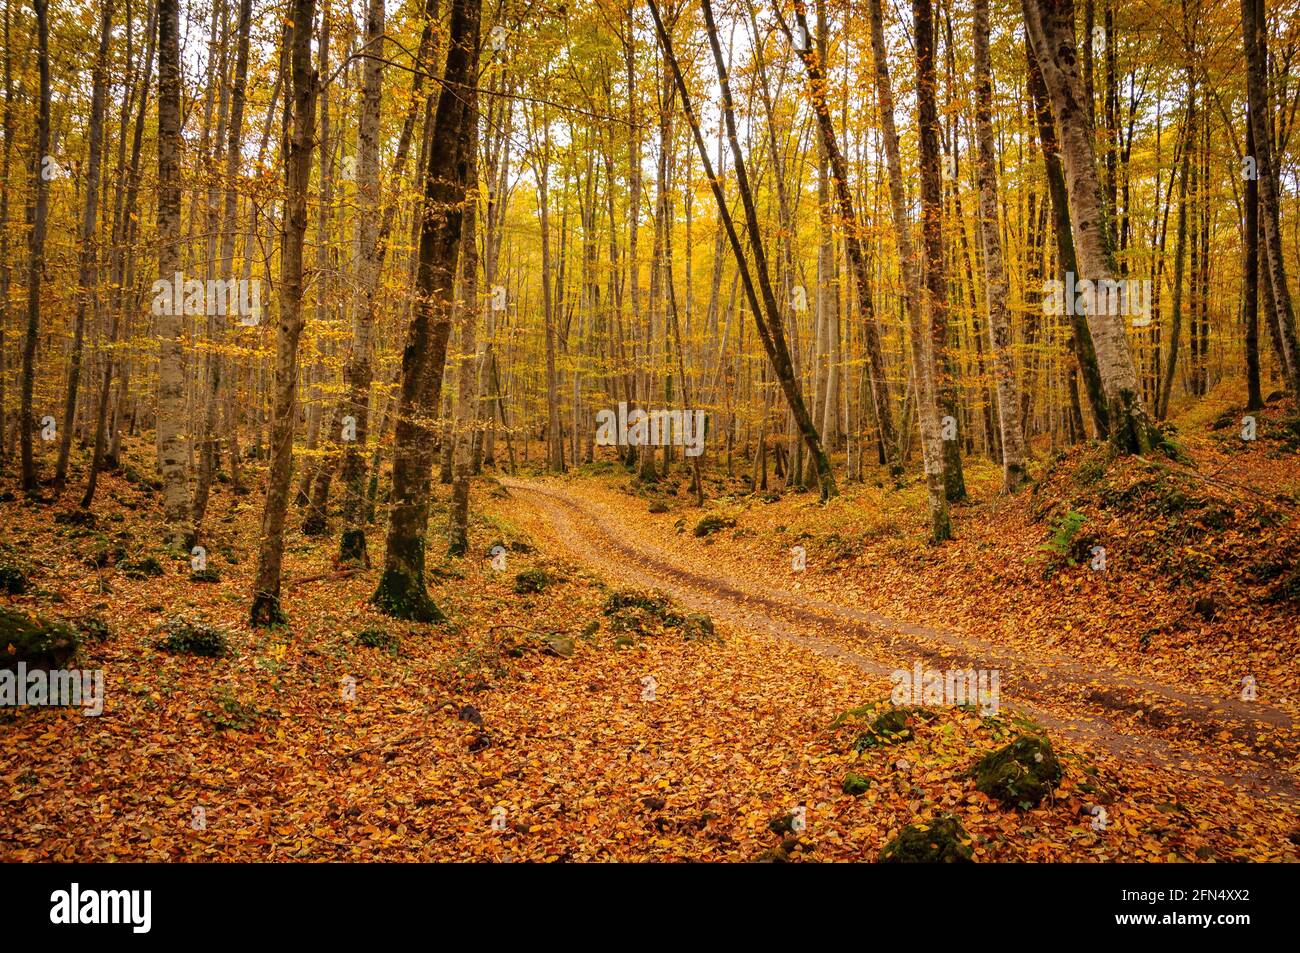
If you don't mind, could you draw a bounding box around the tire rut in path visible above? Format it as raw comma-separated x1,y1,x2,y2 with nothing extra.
504,478,1300,806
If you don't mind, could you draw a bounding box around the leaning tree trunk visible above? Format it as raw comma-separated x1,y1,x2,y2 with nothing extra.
372,0,481,621
1157,91,1194,421
654,0,836,498
1023,0,1160,454
973,0,1027,491
155,0,191,538
788,1,900,477
250,0,318,625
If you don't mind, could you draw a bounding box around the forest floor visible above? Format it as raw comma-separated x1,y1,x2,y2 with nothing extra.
2,387,1298,861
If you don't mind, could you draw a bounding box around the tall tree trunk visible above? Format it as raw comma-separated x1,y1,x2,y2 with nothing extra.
866,0,950,540
1023,0,1161,454
55,0,114,490
1244,114,1263,410
653,0,836,498
1027,34,1109,438
1158,91,1194,421
372,0,481,620
915,0,966,500
155,0,191,537
973,0,1028,491
250,0,319,625
448,80,480,556
787,1,900,477
336,0,388,565
1242,0,1300,394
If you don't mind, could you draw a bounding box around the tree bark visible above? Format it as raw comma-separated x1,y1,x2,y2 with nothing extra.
250,0,319,625
372,0,481,621
973,0,1028,491
1023,0,1160,454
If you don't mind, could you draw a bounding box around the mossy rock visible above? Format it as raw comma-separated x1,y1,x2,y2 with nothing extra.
680,613,717,641
0,563,31,595
190,568,221,583
973,734,1063,809
156,618,230,658
121,555,165,579
648,499,669,514
53,509,97,528
604,588,676,618
513,567,551,594
0,608,80,670
842,772,872,796
693,514,736,537
356,627,400,653
879,814,974,863
854,707,917,750
75,615,111,643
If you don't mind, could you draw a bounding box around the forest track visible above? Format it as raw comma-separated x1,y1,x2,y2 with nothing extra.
505,477,1300,807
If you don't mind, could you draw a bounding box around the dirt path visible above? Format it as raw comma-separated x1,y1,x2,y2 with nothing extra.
504,477,1300,807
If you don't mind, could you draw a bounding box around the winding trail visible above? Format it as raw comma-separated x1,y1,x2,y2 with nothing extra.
503,477,1300,807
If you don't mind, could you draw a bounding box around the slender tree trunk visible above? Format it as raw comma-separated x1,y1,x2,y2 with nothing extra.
155,0,192,535
973,0,1027,491
1158,91,1194,421
652,0,835,498
787,1,900,476
55,0,114,490
915,0,966,500
448,80,480,556
1245,114,1263,410
250,0,319,625
866,0,950,540
19,0,51,494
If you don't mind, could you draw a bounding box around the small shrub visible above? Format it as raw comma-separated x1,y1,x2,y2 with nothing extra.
204,692,265,732
75,615,111,643
854,707,919,750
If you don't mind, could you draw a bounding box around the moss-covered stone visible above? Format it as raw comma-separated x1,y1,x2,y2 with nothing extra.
120,555,165,579
680,613,716,641
854,707,916,750
356,627,400,653
973,734,1063,809
693,514,736,537
879,814,974,863
0,563,31,595
156,618,230,658
513,568,551,594
0,608,80,670
842,772,872,796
